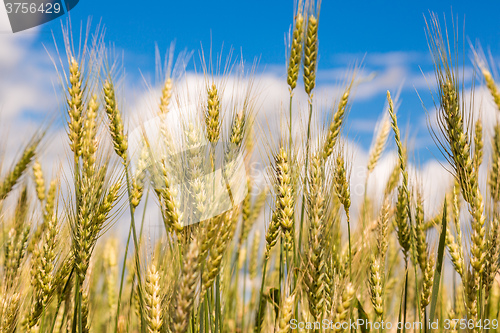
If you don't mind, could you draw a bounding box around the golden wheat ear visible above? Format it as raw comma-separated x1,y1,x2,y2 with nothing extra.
276,290,296,333
303,10,319,97
369,256,384,318
414,191,429,272
144,262,162,333
205,83,222,144
367,113,390,174
323,84,352,161
32,160,45,202
0,134,42,201
170,238,199,333
472,44,500,110
0,292,21,332
304,152,326,321
27,213,58,329
482,68,500,110
287,1,305,92
333,282,355,332
489,124,500,202
103,78,128,161
159,77,173,116
64,57,84,159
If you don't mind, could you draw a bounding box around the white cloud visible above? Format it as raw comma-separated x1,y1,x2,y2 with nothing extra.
0,12,58,124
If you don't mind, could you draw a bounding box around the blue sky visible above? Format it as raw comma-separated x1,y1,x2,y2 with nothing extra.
2,0,500,162
37,0,500,66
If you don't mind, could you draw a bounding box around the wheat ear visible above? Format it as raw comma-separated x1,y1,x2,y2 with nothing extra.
103,79,128,161
395,186,410,258
305,152,325,320
482,67,500,110
277,292,296,333
0,139,39,201
205,83,221,143
441,78,486,281
287,7,304,91
28,214,58,328
303,11,318,96
170,239,200,333
67,57,84,157
415,192,428,272
427,18,486,282
32,160,45,202
369,256,384,317
159,77,173,115
323,87,350,160
274,147,294,252
145,263,162,333
489,124,500,202
0,293,20,333
483,217,500,300
334,283,355,333
445,227,464,277
102,238,118,324
367,115,391,173
474,118,483,170
420,254,435,314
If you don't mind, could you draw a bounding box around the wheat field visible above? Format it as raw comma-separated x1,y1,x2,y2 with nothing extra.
0,2,499,333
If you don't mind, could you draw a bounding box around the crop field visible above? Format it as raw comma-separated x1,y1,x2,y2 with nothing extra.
0,1,499,332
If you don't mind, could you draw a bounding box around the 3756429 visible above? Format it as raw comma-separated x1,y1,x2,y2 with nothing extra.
5,2,61,14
